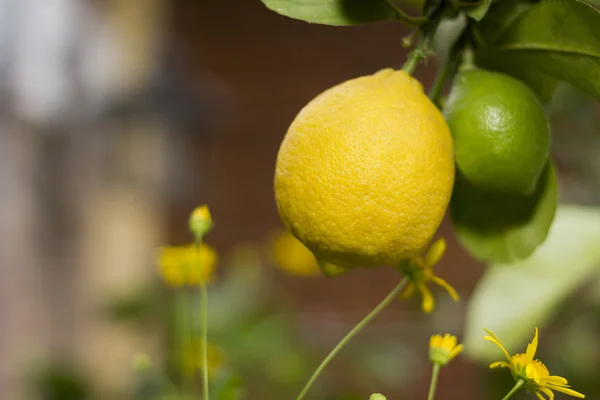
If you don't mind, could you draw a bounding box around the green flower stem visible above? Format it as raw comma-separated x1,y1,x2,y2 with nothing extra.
384,0,429,26
427,363,441,400
175,289,193,392
295,278,409,400
501,379,525,400
196,240,210,400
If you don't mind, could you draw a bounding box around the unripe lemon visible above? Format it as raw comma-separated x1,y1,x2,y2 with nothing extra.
443,69,550,194
274,69,454,274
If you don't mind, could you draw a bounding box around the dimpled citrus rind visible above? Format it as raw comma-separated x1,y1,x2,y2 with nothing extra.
443,69,550,195
274,69,455,270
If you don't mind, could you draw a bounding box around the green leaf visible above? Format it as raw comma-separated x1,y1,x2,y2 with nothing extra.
433,14,467,64
473,0,557,102
473,0,537,45
463,205,600,362
465,0,492,22
450,161,557,264
475,0,600,101
475,50,560,103
260,0,399,26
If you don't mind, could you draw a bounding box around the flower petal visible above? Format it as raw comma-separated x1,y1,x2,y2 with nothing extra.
526,363,542,384
417,283,435,313
526,327,539,363
539,388,555,400
430,334,440,349
535,391,547,400
489,361,509,369
535,391,546,400
544,375,568,386
448,344,464,362
400,283,416,299
483,329,512,362
430,275,460,301
547,385,585,398
425,238,446,266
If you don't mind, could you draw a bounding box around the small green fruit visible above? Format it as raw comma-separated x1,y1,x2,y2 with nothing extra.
443,69,550,194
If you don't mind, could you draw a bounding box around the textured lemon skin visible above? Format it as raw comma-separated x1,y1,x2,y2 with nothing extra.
274,69,455,270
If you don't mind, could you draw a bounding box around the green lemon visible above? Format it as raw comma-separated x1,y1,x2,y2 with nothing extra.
443,68,550,195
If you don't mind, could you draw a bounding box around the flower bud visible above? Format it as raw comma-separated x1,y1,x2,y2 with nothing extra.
429,333,463,366
189,205,213,239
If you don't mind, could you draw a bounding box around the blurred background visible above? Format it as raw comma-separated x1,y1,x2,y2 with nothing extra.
1,0,600,399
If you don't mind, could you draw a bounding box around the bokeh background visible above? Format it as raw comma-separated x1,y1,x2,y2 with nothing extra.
1,0,600,399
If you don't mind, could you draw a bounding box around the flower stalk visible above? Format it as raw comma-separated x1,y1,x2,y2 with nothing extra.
295,278,409,400
427,363,441,400
501,379,525,400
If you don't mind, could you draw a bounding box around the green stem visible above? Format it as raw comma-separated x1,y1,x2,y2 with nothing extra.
427,364,441,400
428,42,462,108
295,278,409,400
401,33,432,75
175,289,193,392
384,0,429,26
196,241,210,400
459,44,476,71
501,379,525,400
427,57,451,108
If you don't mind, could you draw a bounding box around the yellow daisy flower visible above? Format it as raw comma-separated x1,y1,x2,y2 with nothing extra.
398,238,459,313
484,327,585,399
271,231,321,277
429,333,463,366
158,244,218,287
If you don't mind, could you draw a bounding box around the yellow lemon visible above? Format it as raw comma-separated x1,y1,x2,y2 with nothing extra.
274,69,454,274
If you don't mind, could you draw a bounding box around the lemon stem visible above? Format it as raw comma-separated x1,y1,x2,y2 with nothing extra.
459,45,476,71
196,240,210,400
428,42,461,108
384,0,429,26
401,30,433,75
295,278,409,400
428,59,451,108
501,379,525,400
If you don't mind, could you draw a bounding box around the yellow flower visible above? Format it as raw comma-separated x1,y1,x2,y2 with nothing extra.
189,205,213,238
484,327,585,399
398,238,459,313
182,339,225,378
158,244,218,287
429,333,463,366
271,231,321,277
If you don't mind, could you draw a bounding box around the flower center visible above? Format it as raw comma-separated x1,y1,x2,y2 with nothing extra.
510,353,549,386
